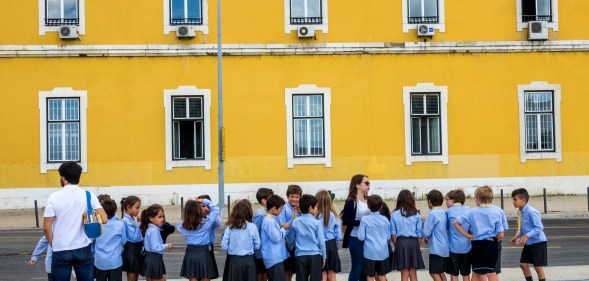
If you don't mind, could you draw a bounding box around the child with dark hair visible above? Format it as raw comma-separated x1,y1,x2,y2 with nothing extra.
198,194,222,279
358,195,391,281
120,196,143,281
423,190,449,281
445,190,471,281
140,204,173,281
261,195,290,281
279,185,303,280
176,198,220,281
510,188,548,281
221,200,261,281
378,201,394,278
286,194,326,281
453,186,504,281
254,188,274,281
315,190,342,281
390,190,425,281
95,199,127,281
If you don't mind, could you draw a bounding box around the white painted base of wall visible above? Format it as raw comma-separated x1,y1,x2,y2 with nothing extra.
1,175,587,209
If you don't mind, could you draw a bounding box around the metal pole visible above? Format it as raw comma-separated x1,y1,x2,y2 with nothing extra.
500,189,504,210
587,187,589,212
217,0,225,218
227,195,231,217
34,200,39,228
180,197,184,218
543,188,547,214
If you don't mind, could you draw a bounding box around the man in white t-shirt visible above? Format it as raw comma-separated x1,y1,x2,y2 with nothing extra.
43,162,108,281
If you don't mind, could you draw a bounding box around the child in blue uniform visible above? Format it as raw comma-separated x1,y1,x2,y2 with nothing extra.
221,199,261,281
445,190,471,281
95,199,127,281
390,189,425,281
454,186,504,281
176,198,220,281
358,195,392,281
315,190,342,281
120,196,143,281
198,194,222,279
140,204,173,281
279,184,303,281
253,187,274,281
510,188,548,281
423,190,449,281
287,194,326,281
29,236,53,281
261,194,290,281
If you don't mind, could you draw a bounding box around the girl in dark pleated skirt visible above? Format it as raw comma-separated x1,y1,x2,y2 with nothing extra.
315,190,342,281
120,196,144,281
220,200,259,281
139,204,173,281
390,190,425,281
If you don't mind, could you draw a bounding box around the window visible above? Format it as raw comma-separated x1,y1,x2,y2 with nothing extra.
517,0,558,31
403,83,448,165
410,94,441,155
518,81,561,162
170,0,203,25
290,0,322,24
164,0,209,35
284,0,328,34
285,85,331,168
39,0,86,35
164,86,211,170
402,0,444,33
39,88,87,173
408,0,439,24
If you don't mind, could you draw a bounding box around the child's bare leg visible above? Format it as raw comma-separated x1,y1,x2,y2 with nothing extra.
520,262,532,277
430,273,443,281
368,276,375,281
127,272,139,281
327,270,337,281
451,275,459,281
409,268,418,281
487,272,498,281
378,275,388,281
534,266,545,280
286,270,293,281
189,278,197,281
441,273,448,281
322,271,327,281
471,273,481,281
401,269,410,281
258,273,268,281
461,274,471,281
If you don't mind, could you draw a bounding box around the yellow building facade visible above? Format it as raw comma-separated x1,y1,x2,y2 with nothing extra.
0,0,588,208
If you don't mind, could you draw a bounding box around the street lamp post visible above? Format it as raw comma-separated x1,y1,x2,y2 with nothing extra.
217,0,225,217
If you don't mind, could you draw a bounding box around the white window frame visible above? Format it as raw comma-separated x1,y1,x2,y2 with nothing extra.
285,85,331,168
518,81,562,163
284,0,328,34
403,83,448,165
39,88,87,173
38,0,86,35
164,0,209,35
164,86,211,170
402,0,445,33
516,0,558,31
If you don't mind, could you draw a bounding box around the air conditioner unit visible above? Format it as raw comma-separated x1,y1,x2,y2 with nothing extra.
176,26,195,38
528,21,548,41
59,25,78,39
297,26,315,38
417,24,435,37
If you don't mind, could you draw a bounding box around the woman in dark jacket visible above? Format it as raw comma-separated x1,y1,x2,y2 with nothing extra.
341,174,371,281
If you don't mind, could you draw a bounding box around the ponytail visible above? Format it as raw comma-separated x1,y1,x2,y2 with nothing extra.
139,209,150,236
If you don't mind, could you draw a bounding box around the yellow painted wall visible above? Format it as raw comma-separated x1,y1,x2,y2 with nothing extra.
0,52,588,188
2,0,589,45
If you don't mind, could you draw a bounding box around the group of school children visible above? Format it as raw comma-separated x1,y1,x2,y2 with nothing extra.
29,174,548,281
341,174,548,281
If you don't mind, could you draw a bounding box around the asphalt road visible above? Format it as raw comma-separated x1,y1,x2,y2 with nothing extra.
1,219,587,280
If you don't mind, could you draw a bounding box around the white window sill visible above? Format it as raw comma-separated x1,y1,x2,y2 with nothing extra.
288,157,331,168
406,155,448,166
166,160,211,171
520,152,562,163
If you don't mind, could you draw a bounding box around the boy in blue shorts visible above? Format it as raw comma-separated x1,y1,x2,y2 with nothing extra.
423,189,449,281
510,188,547,281
287,194,326,281
94,199,127,281
453,186,504,281
445,190,471,281
358,194,391,281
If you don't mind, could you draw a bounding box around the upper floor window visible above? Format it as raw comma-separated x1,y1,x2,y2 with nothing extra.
403,83,448,165
285,85,332,168
45,0,79,26
170,0,203,25
39,88,87,173
522,0,552,22
290,0,322,24
164,86,211,171
518,82,562,162
408,0,438,24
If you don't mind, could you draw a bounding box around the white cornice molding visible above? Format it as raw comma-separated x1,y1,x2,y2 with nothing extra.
1,41,589,57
